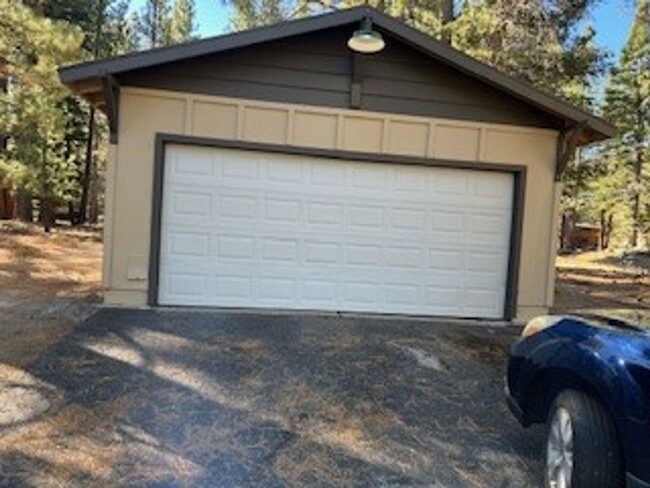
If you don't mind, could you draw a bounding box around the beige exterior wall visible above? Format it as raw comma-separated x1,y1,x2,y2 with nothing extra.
106,87,560,320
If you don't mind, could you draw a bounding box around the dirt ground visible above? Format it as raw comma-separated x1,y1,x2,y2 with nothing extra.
553,250,650,326
0,222,102,366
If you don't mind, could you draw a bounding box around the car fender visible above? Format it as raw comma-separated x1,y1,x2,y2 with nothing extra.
522,336,649,425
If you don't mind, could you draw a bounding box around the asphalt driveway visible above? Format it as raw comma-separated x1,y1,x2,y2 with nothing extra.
0,309,544,487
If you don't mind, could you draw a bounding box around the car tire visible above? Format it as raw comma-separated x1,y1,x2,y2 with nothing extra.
544,389,623,488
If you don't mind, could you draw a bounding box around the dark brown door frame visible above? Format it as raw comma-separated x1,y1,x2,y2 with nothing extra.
148,132,527,320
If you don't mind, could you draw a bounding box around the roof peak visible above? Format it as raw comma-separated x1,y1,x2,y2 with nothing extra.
59,6,614,141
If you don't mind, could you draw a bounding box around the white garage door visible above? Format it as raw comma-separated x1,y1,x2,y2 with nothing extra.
158,144,514,318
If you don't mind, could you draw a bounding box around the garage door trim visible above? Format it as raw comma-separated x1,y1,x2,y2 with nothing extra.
148,133,526,320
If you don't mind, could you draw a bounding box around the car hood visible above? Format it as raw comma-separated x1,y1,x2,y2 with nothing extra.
561,315,650,364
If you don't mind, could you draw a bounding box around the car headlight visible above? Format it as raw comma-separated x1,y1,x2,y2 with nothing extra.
521,315,565,338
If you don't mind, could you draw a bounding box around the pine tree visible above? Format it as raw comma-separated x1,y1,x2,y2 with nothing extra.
0,0,84,229
136,0,196,48
137,0,171,48
169,0,196,43
32,0,136,224
451,0,605,107
293,0,453,39
226,0,289,30
603,0,650,248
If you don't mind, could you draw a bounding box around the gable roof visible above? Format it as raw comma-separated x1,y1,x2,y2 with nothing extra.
59,6,615,142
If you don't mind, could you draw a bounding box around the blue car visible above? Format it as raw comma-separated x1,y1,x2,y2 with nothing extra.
506,315,650,488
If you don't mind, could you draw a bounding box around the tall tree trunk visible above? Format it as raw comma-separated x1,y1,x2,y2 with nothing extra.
605,214,613,250
438,0,454,42
599,210,613,251
40,196,55,232
631,189,640,248
630,102,645,248
16,188,32,222
39,144,55,232
68,201,76,225
88,154,99,224
0,188,6,219
78,0,106,225
78,107,96,225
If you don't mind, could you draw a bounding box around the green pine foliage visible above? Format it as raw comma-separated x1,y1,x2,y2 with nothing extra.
170,0,197,43
0,0,84,227
224,0,290,30
136,0,196,48
450,0,606,108
582,0,649,248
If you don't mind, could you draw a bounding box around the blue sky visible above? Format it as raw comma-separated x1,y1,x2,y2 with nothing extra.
131,0,635,59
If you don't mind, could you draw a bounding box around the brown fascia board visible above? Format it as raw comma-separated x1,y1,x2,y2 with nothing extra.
59,6,616,142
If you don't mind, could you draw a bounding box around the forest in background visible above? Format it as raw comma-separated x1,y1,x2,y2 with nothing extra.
0,0,648,249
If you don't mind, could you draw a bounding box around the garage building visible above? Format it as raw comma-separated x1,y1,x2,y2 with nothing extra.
60,7,614,321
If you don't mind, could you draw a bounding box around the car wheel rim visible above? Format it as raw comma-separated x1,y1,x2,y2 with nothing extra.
547,407,574,488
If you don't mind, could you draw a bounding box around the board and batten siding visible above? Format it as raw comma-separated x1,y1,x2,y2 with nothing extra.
105,87,560,321
117,26,560,130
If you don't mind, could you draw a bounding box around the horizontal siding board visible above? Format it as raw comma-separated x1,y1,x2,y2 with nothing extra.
264,27,353,55
363,77,515,106
217,49,352,75
121,74,351,108
135,62,351,92
361,95,553,127
363,59,463,85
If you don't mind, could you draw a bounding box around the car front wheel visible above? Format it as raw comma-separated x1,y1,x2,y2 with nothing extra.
545,389,623,488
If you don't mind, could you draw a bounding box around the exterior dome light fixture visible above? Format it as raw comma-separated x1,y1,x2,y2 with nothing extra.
347,17,385,54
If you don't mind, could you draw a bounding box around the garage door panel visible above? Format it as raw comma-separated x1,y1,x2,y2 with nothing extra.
220,152,261,180
304,241,341,264
391,165,426,189
169,190,212,217
303,279,339,303
386,246,424,268
216,235,256,260
261,237,300,263
305,202,345,227
263,197,302,224
219,194,257,220
168,231,210,258
421,271,463,287
464,288,503,312
389,208,427,231
310,164,346,186
265,158,305,182
214,275,253,299
164,273,209,301
345,244,382,266
350,165,389,189
431,171,469,195
159,145,514,318
168,146,215,180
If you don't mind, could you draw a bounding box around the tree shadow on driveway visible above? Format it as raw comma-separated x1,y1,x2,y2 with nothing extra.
0,309,545,487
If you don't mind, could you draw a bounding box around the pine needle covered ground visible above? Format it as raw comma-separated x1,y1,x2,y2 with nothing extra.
0,222,102,366
554,250,650,327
